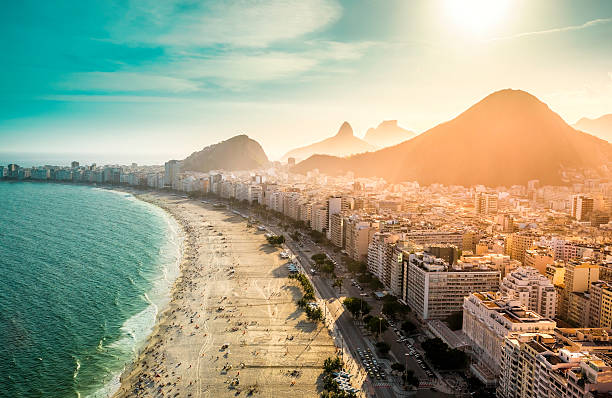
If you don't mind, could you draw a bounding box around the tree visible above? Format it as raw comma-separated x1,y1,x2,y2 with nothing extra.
323,356,343,373
311,253,327,264
391,363,405,372
332,278,343,292
421,338,468,370
320,260,335,275
375,341,390,354
345,258,367,274
266,235,285,245
343,297,370,318
366,317,389,338
403,369,419,386
401,320,417,334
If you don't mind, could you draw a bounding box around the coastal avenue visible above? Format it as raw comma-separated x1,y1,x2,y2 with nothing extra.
264,223,400,398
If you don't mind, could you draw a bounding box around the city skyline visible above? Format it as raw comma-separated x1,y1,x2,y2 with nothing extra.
2,0,612,160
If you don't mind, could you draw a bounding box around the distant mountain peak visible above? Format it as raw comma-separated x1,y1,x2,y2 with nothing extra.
574,113,612,142
293,89,612,186
335,121,354,137
378,120,398,128
280,121,374,162
364,120,415,148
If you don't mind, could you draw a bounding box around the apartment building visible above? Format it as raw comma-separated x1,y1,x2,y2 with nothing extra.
404,253,500,320
404,230,466,251
345,217,378,262
367,233,404,296
500,266,557,318
329,212,345,248
571,194,595,221
524,247,555,275
462,292,556,376
474,192,498,215
498,330,612,398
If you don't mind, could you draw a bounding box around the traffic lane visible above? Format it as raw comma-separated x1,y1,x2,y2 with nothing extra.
382,328,427,378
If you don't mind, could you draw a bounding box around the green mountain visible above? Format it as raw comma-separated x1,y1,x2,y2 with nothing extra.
183,134,269,172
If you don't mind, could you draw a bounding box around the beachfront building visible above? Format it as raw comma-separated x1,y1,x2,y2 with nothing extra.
404,252,501,320
462,292,556,378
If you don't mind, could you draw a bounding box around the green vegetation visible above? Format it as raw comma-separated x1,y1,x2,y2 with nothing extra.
402,369,419,387
266,235,285,245
312,253,327,264
375,341,390,354
421,338,468,370
342,297,370,318
319,260,335,275
332,278,343,292
291,273,322,322
365,316,389,338
305,304,323,322
309,230,325,243
344,258,367,274
289,273,315,301
320,357,356,398
390,363,405,372
401,320,417,334
381,296,411,319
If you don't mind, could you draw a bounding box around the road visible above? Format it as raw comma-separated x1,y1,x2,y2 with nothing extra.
222,202,453,397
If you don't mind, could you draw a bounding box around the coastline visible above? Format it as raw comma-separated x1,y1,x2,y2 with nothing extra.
112,190,337,397
91,189,186,398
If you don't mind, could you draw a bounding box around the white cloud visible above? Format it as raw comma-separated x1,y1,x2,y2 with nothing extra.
57,72,199,93
174,52,318,82
118,0,342,48
491,18,612,41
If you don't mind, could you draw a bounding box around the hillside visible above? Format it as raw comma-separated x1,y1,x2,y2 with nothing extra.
281,122,375,162
183,134,269,172
292,89,612,186
363,120,416,148
574,114,612,142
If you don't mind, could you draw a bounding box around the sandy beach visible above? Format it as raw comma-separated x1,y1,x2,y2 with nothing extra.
113,192,337,397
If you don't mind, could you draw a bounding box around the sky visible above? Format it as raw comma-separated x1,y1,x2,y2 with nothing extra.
1,0,612,162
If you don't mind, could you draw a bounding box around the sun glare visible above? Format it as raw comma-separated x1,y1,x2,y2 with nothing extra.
444,0,510,35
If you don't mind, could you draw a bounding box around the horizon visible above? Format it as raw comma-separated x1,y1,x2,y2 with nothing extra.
2,0,612,160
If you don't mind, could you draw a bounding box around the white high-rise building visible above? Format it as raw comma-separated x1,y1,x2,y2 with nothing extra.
164,160,182,189
474,192,498,215
571,194,594,221
500,266,557,318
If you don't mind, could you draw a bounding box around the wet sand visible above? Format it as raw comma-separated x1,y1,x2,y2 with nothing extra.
113,192,336,397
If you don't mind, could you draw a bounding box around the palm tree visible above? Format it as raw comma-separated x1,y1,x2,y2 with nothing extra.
332,278,343,293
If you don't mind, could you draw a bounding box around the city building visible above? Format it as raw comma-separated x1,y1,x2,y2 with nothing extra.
500,266,557,318
462,292,556,377
404,252,500,320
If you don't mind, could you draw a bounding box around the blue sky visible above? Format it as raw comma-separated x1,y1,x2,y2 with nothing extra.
1,0,612,162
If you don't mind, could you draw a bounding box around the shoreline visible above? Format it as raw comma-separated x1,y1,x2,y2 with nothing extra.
111,190,337,397
105,190,188,398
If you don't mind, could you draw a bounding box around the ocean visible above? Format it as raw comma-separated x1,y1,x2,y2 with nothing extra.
0,182,182,397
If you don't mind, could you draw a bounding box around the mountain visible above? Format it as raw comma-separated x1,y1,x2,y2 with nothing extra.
183,134,269,172
281,122,375,162
574,114,612,142
363,120,416,148
293,89,612,186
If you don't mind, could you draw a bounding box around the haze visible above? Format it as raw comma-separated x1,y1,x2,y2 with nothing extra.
1,0,612,161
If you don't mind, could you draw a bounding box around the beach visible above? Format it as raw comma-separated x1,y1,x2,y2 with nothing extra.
114,192,337,397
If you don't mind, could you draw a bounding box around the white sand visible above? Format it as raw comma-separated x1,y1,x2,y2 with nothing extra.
113,192,337,397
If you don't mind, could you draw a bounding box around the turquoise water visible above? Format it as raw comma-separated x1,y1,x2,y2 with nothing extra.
0,182,181,398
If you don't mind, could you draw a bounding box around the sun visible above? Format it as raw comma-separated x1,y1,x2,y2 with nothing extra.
444,0,510,35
